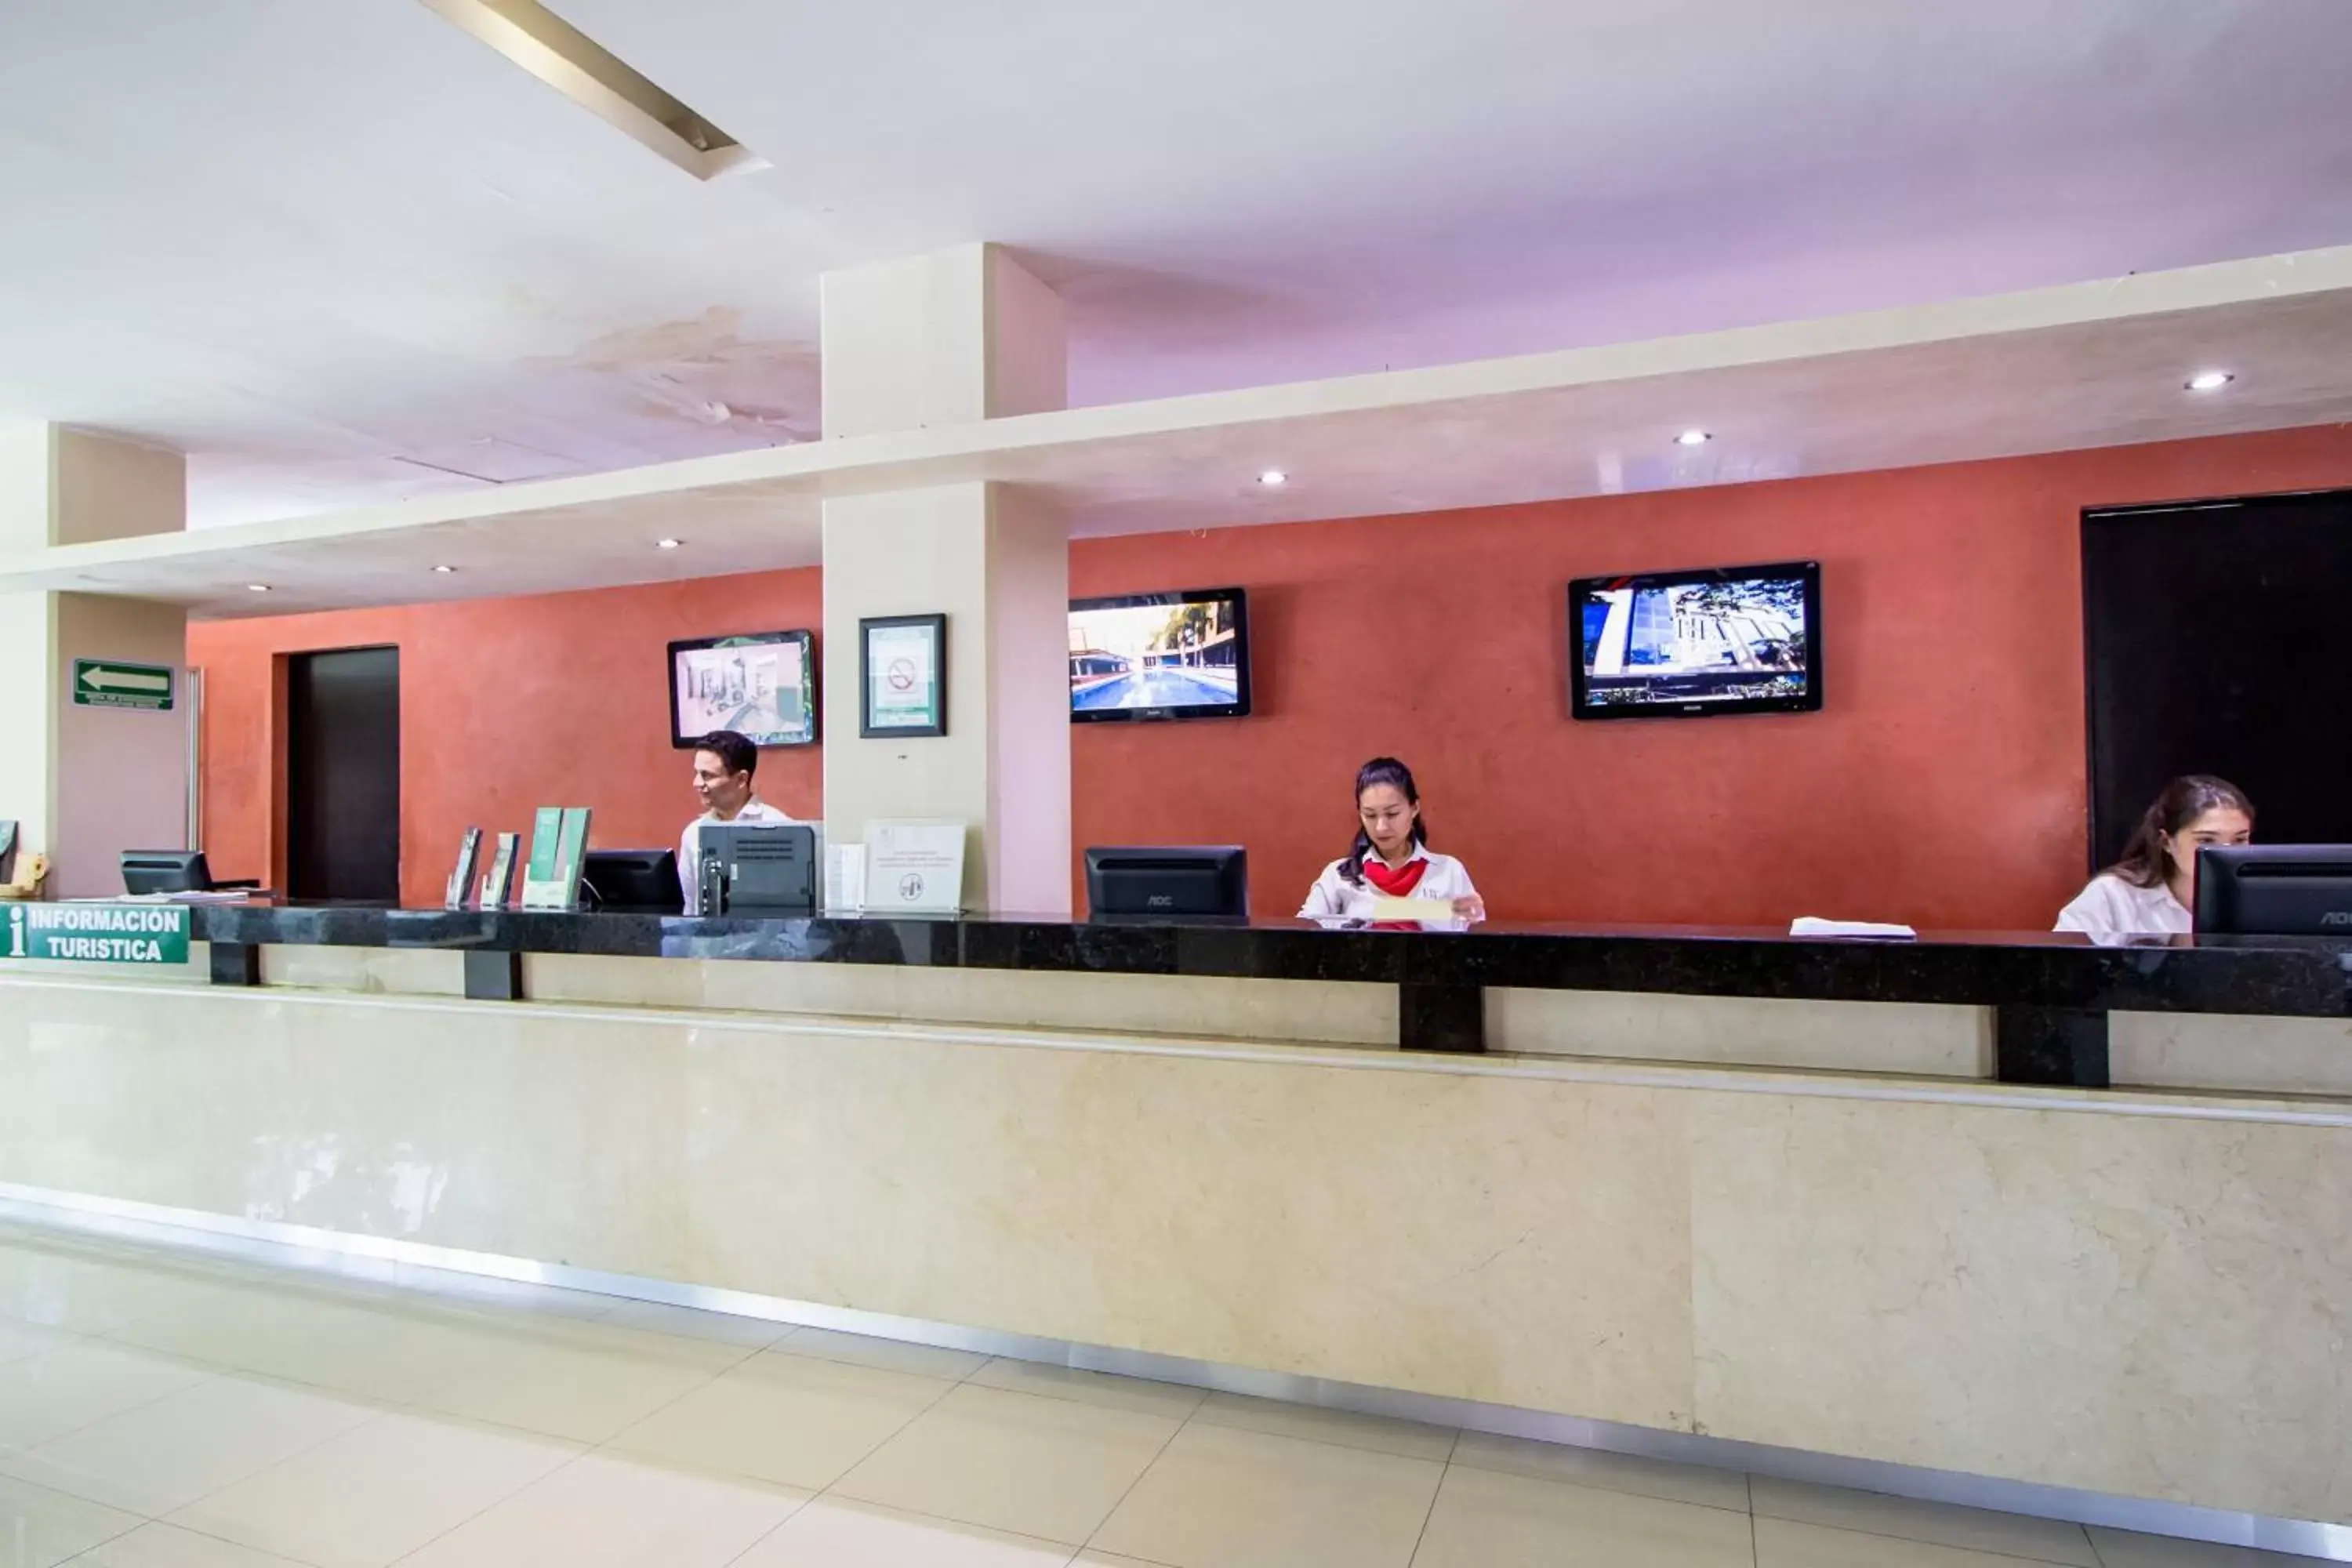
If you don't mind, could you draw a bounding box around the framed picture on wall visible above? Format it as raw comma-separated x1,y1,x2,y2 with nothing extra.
668,630,818,748
859,614,947,738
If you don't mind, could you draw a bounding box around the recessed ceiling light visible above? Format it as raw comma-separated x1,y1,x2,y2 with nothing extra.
656,537,682,550
2185,369,2234,392
245,583,271,593
431,564,458,574
1258,470,1287,488
1675,429,1711,447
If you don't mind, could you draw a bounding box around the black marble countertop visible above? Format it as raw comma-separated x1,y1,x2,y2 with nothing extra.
190,904,2352,1018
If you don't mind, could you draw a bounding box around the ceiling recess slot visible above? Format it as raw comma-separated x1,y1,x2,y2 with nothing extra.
418,0,760,180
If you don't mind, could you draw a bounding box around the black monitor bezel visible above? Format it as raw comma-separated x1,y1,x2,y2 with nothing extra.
1082,845,1251,920
121,850,211,895
1069,587,1252,724
667,629,818,749
2193,844,2352,936
1566,559,1823,721
579,848,684,914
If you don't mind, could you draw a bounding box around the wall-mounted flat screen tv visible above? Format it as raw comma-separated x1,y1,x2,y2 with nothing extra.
1568,561,1820,719
669,629,817,747
1069,588,1251,722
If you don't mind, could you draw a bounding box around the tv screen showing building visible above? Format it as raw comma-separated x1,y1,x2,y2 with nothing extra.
668,630,817,746
1068,589,1250,722
1569,562,1820,718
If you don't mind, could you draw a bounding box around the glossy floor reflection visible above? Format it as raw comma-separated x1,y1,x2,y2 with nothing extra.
0,1221,2321,1567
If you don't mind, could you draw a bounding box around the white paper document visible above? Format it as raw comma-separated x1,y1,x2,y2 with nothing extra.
1369,895,1457,922
826,844,868,913
68,890,260,905
1789,916,1918,940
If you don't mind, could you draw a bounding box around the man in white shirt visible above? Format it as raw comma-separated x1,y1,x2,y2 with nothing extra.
678,730,800,906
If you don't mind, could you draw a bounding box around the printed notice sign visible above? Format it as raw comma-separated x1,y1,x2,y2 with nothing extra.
72,659,176,711
861,616,945,735
864,821,966,913
3,903,191,965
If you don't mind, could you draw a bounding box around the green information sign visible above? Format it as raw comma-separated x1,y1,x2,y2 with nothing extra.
72,659,176,711
2,903,191,965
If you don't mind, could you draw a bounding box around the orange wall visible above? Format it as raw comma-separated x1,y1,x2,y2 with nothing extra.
191,425,2352,925
193,571,825,907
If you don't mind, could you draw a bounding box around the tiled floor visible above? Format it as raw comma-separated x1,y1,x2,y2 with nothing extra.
0,1221,2325,1567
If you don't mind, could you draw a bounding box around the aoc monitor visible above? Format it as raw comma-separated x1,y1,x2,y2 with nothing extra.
2194,844,2352,935
1084,846,1250,920
1568,561,1821,720
1069,588,1250,723
670,630,817,749
579,849,683,915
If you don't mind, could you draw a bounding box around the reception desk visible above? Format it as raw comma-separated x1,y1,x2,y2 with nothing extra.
4,908,2350,1534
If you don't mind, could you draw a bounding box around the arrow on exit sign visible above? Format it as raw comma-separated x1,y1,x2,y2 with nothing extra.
71,659,176,710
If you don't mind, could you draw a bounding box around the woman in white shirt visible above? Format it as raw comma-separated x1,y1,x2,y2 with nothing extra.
1300,757,1485,922
2055,774,2253,939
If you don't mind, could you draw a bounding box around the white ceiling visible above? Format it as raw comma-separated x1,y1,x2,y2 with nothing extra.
2,0,2349,529
10,246,2348,620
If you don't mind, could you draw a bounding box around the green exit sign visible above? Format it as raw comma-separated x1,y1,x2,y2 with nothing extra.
72,659,175,711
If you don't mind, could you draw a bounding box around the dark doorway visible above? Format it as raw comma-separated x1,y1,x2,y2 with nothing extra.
2082,489,2352,869
286,646,401,902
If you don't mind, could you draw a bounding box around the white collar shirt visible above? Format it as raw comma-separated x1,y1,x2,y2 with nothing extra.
1299,844,1481,920
2054,873,2190,941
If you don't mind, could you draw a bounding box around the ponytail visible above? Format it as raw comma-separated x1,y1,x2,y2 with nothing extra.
1338,757,1428,887
2107,774,2254,888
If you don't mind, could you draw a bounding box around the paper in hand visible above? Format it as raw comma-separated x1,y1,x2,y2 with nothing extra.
1370,895,1457,921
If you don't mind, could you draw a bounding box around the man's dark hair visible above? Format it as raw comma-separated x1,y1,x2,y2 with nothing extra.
696,731,758,779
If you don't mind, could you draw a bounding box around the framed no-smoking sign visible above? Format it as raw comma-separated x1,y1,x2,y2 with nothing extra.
858,614,947,738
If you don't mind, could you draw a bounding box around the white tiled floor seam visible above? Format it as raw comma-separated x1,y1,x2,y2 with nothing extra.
1066,1392,1192,1566
5,1230,2332,1568
0,1344,2191,1568
369,1337,771,1568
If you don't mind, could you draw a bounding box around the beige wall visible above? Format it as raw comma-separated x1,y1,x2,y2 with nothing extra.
820,481,1071,913
816,246,1073,914
3,974,2346,1524
0,425,187,889
50,427,186,546
50,593,189,897
0,591,55,862
818,242,1066,439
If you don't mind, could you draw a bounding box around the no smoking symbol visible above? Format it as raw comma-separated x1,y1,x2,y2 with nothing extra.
886,657,916,691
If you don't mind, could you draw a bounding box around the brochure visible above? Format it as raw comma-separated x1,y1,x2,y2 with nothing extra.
445,826,483,910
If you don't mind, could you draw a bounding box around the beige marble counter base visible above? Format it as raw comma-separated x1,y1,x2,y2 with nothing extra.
2112,1011,2352,1098
2,974,2346,1524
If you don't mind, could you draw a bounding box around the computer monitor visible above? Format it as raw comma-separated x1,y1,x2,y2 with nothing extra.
2194,844,2352,935
1084,846,1249,920
121,851,213,895
579,849,683,914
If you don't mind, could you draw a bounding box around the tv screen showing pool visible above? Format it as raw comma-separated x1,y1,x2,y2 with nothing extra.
1568,561,1821,719
1069,588,1251,722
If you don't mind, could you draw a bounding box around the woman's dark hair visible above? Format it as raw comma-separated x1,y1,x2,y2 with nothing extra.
1339,757,1428,887
2108,774,2253,888
695,730,759,779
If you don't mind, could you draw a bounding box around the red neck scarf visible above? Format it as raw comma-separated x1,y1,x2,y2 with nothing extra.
1361,854,1427,897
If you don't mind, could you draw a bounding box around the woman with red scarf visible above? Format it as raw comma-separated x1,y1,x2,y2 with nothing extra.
1298,757,1485,922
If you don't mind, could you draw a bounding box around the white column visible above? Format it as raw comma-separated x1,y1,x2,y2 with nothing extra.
0,424,189,898
818,245,1071,913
